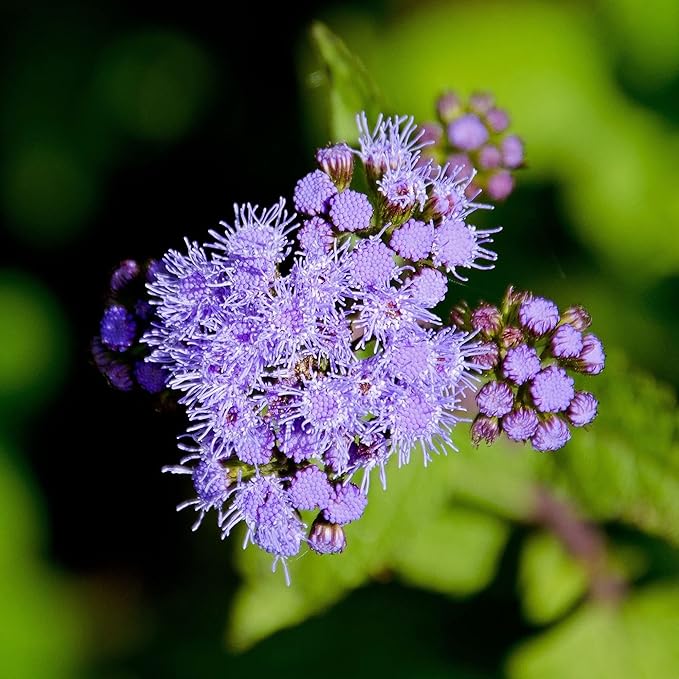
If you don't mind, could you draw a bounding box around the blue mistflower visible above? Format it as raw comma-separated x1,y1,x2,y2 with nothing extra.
502,407,539,441
308,518,347,554
432,219,500,281
567,391,598,427
234,423,275,466
390,218,434,261
550,324,583,358
287,466,333,511
163,453,233,531
356,112,431,178
323,483,367,525
353,285,440,349
378,164,429,214
100,304,137,352
502,344,541,385
297,216,334,255
532,415,571,452
293,170,337,215
209,199,296,266
530,366,575,413
576,334,606,375
385,383,462,465
519,296,560,336
134,360,167,393
406,268,448,308
88,105,606,582
349,237,397,289
476,380,514,418
329,189,374,232
279,375,363,469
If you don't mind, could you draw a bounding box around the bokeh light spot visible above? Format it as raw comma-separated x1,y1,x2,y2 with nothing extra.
0,271,69,416
2,141,98,243
97,30,214,141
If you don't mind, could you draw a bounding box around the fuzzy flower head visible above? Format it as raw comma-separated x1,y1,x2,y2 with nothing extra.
390,218,434,261
329,189,374,232
209,199,296,267
294,170,338,216
432,219,500,281
356,112,431,179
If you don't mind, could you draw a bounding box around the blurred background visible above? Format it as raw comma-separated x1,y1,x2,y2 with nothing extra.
1,1,678,677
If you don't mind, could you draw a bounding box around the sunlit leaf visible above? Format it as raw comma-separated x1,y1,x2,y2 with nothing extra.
508,582,679,679
518,531,588,625
228,451,511,650
308,21,383,143
0,442,85,679
534,350,679,545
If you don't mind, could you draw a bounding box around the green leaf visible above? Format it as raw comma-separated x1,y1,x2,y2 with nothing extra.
0,442,86,679
507,582,679,679
308,22,382,143
227,452,510,650
533,350,679,546
518,531,588,625
393,506,508,596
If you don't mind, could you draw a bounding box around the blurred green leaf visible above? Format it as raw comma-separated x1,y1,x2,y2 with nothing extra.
0,442,85,679
0,271,68,419
507,582,679,679
518,531,588,625
309,22,382,143
228,452,510,650
534,350,679,545
393,506,508,596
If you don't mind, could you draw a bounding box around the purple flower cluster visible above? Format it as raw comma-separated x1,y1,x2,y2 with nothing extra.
420,91,525,201
138,113,498,580
92,259,168,394
454,288,604,452
91,102,603,583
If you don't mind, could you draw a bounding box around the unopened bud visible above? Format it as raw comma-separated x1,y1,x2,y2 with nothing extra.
308,516,346,554
316,143,354,191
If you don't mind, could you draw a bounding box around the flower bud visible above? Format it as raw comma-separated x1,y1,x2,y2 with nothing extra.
471,303,502,337
478,145,502,170
437,91,462,123
561,305,592,331
449,301,471,329
500,326,524,349
316,143,354,191
448,114,489,151
485,107,509,133
471,414,500,446
575,334,606,375
567,391,598,427
308,516,346,554
486,170,515,201
110,259,140,294
469,92,494,115
474,341,500,370
501,135,525,168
